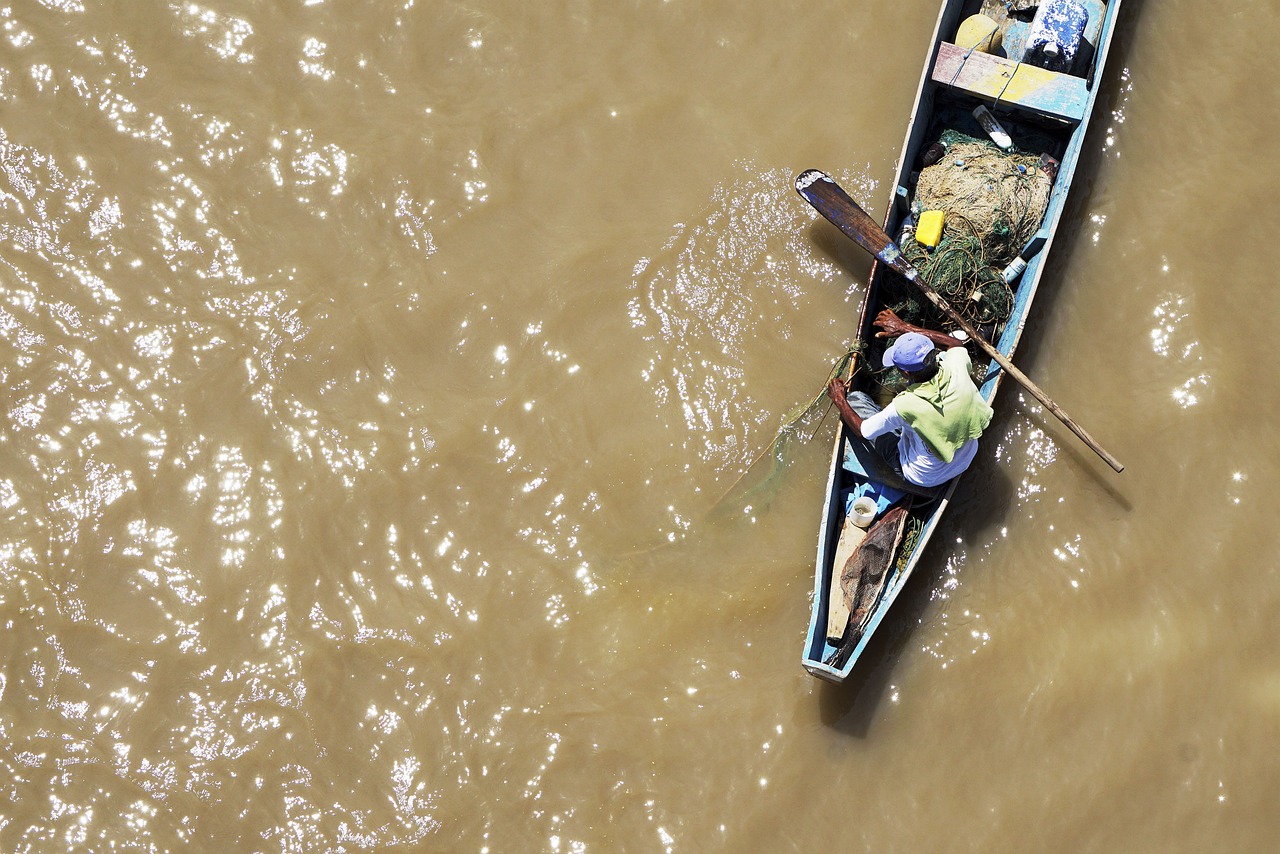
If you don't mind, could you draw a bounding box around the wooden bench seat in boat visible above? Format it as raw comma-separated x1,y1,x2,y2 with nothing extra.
931,41,1089,124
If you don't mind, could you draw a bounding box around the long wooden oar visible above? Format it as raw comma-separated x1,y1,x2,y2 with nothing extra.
795,169,1124,474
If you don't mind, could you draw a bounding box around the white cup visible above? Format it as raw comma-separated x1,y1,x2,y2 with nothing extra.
851,497,878,528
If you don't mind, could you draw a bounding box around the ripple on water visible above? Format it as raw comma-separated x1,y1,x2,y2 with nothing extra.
627,163,878,477
1150,286,1209,409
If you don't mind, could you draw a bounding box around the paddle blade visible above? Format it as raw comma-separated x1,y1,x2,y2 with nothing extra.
794,170,918,282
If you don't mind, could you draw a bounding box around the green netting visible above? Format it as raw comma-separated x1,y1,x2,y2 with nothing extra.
921,131,1051,264
707,341,864,515
889,131,1052,333
902,215,1013,327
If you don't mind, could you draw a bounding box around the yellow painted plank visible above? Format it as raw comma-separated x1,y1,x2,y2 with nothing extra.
931,41,1087,123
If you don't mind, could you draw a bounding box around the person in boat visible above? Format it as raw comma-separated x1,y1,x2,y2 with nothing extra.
826,309,994,489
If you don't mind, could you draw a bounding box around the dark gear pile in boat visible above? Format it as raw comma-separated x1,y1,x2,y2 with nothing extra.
915,130,1051,261
889,130,1052,332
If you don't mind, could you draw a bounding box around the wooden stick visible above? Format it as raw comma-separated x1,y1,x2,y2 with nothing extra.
796,169,1124,473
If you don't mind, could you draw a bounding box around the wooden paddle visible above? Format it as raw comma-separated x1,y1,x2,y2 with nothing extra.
795,169,1124,474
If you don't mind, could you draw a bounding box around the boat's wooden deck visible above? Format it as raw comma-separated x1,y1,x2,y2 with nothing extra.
931,42,1089,123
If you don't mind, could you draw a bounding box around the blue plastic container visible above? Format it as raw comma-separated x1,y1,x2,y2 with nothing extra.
1023,0,1090,74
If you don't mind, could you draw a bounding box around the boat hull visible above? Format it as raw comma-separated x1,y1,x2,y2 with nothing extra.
802,0,1124,683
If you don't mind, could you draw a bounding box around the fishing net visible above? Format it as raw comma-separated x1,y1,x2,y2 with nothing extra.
889,131,1052,332
707,342,862,515
916,130,1051,263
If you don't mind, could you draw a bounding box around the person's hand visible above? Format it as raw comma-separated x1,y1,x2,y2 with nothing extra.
826,377,847,403
873,308,912,339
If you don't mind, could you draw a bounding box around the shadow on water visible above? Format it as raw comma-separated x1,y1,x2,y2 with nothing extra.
813,465,1016,738
816,636,907,739
1013,0,1144,351
814,580,939,739
1004,0,1142,504
806,218,875,292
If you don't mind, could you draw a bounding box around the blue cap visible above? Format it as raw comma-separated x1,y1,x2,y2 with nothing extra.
882,332,935,372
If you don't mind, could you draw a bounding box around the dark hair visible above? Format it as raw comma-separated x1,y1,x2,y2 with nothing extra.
905,350,940,381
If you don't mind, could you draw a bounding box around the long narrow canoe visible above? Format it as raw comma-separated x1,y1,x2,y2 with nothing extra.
800,0,1123,682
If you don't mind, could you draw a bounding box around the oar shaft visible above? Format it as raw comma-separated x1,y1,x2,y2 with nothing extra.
796,170,1124,474
913,275,1124,473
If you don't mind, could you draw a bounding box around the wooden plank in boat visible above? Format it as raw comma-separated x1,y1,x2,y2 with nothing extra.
931,41,1088,123
826,515,867,641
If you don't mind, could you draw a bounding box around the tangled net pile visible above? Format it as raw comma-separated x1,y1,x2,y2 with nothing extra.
889,130,1052,330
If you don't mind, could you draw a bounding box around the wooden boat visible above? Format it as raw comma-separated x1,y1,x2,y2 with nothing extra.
799,0,1124,682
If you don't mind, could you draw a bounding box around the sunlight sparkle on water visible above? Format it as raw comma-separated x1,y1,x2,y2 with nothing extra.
300,37,334,80
1229,471,1247,505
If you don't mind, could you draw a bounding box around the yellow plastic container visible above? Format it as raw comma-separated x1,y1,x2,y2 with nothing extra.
915,210,945,247
956,14,1001,54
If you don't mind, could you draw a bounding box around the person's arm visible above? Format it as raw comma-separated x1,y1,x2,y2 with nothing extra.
874,308,966,350
826,378,865,435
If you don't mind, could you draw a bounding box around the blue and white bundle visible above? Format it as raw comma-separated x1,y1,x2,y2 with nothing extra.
1022,0,1090,74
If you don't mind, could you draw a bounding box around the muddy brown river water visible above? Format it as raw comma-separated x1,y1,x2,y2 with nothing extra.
3,0,1280,850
